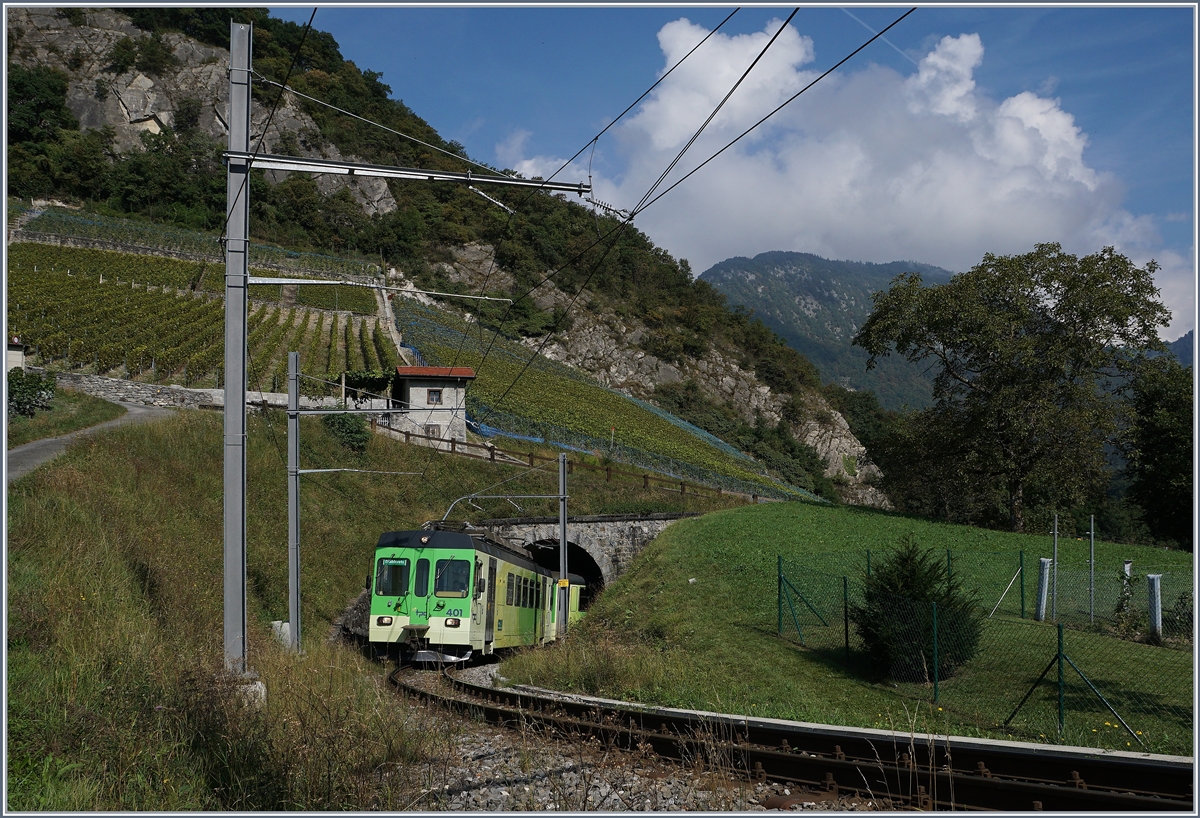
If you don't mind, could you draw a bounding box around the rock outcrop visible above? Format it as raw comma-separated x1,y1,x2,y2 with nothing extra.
8,7,396,215
421,243,892,509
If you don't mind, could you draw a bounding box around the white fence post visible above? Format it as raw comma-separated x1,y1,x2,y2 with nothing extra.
1035,557,1052,622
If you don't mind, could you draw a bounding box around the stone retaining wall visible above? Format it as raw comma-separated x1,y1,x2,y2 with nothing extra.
51,371,342,410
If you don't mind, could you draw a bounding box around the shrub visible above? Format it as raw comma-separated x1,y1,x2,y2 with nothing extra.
322,409,370,453
8,369,55,418
849,533,982,683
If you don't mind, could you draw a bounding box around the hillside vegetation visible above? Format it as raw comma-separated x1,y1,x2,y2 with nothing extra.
6,408,745,810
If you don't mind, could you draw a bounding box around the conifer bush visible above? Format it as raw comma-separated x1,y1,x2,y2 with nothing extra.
849,534,983,683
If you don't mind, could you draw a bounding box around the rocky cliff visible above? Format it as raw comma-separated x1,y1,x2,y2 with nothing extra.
8,7,396,215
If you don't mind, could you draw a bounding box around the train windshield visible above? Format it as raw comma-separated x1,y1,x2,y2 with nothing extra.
375,557,409,596
434,559,470,598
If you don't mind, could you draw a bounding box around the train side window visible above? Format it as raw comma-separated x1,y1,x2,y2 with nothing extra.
523,577,530,608
375,557,409,596
506,573,514,606
434,559,470,598
413,559,429,597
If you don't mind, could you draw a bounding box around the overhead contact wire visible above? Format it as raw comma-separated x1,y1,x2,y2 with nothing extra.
633,7,917,218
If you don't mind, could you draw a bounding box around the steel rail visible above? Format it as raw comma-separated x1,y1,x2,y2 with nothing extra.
386,667,1193,812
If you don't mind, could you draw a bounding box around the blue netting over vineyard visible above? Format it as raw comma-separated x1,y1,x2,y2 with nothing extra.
466,402,812,501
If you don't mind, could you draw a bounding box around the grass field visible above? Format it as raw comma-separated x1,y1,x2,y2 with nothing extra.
5,408,747,809
6,387,126,448
502,503,1194,756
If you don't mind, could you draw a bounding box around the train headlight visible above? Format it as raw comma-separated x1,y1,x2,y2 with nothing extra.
444,618,461,628
377,616,393,626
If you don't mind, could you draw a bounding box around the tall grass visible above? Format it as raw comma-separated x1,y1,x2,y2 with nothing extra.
6,408,740,809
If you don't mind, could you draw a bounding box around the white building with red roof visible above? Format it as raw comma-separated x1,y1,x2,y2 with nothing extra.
390,366,476,443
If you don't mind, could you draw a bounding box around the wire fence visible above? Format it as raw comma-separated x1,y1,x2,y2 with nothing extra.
777,554,1194,755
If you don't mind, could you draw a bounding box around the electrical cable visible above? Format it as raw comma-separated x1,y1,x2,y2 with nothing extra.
632,9,799,216
433,7,740,382
253,74,513,180
469,10,801,433
631,7,917,218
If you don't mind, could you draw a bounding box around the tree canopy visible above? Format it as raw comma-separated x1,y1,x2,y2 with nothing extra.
854,243,1170,532
1125,354,1193,549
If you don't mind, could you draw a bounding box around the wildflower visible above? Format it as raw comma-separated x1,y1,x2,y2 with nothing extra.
937,707,943,711
1136,731,1143,735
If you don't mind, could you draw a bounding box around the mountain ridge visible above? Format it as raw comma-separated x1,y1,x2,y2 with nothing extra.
699,250,954,410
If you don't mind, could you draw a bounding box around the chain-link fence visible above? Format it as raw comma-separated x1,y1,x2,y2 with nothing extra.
777,555,1193,755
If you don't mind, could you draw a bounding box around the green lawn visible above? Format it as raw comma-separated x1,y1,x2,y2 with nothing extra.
7,387,126,449
503,502,1194,756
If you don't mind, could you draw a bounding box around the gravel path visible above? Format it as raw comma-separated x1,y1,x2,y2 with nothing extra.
394,664,882,812
7,401,175,482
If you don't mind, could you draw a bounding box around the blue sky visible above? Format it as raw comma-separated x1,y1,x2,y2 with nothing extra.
270,5,1196,339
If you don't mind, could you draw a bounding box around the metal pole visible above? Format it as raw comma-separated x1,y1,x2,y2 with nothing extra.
287,351,301,652
1089,515,1095,625
223,21,252,675
932,601,939,704
1020,550,1025,619
557,453,568,639
1057,623,1065,734
1052,514,1058,622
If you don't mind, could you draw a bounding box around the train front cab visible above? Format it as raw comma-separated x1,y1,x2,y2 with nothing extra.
368,531,481,663
368,529,588,663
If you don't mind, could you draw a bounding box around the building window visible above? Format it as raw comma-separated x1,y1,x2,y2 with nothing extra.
427,389,442,405
424,424,440,438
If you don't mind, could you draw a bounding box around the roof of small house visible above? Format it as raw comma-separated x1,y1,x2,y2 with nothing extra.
395,366,476,379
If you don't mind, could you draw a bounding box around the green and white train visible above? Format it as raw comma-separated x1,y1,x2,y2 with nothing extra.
368,526,586,662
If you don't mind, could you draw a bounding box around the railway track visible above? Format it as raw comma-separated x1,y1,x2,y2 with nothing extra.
390,666,1193,811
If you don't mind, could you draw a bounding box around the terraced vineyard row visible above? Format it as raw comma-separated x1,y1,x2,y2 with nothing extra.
8,243,379,314
18,204,383,278
8,266,397,393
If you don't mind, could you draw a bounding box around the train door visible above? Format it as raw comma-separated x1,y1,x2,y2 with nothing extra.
484,558,497,647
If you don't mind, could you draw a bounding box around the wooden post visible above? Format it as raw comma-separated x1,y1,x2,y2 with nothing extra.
529,452,535,467
404,430,410,444
643,474,649,490
450,438,456,454
606,466,612,482
680,481,686,495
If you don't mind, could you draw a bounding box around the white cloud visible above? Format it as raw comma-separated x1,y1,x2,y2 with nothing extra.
499,22,1195,338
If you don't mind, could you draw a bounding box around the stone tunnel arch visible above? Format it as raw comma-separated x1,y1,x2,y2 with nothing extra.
524,540,605,610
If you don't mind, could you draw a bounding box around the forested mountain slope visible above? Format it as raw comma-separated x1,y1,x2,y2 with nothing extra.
700,251,953,410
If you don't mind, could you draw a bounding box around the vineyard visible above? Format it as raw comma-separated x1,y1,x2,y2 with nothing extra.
17,204,384,278
8,243,379,315
8,263,397,393
389,297,807,497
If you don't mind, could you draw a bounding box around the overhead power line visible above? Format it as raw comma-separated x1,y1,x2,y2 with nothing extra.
633,7,918,218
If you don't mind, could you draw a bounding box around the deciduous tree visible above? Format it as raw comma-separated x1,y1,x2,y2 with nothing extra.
854,243,1169,532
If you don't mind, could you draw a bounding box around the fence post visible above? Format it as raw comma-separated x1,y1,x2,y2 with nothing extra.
1057,623,1065,735
777,556,783,637
1019,551,1025,619
1052,514,1058,622
643,474,649,490
843,576,850,661
1089,515,1096,625
932,601,939,704
1148,574,1163,644
1035,558,1051,621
